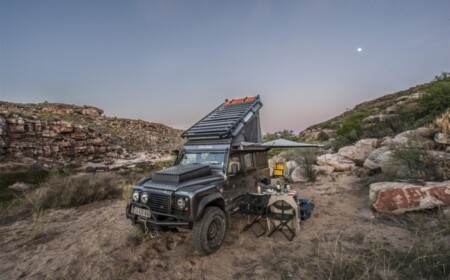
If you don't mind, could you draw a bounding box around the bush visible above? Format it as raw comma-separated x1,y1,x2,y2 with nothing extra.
27,173,123,213
335,111,371,148
433,109,450,134
417,75,450,123
0,170,50,207
317,131,330,142
389,147,443,181
285,148,322,182
387,104,417,133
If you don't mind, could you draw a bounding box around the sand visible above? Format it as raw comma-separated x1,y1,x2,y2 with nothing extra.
0,173,415,279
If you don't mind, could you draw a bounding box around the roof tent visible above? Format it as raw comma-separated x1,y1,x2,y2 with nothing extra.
182,96,263,145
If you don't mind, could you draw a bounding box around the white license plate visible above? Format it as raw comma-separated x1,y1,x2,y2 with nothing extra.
131,206,151,218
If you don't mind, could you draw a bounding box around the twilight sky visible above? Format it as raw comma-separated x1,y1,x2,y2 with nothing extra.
1,0,449,133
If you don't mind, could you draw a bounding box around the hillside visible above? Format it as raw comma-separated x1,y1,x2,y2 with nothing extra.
0,102,184,168
298,75,449,150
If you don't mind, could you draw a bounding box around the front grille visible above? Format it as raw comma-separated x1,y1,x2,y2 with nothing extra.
148,192,170,214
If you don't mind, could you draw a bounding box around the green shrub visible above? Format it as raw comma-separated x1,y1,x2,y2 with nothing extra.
417,75,450,123
26,173,123,213
285,148,321,182
389,147,443,181
335,111,370,147
317,131,330,142
0,170,50,206
387,104,418,133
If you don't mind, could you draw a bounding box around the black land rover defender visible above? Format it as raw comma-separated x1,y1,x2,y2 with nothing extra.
126,96,271,255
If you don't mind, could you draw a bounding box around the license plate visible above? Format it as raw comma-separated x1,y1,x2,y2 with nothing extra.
131,206,151,218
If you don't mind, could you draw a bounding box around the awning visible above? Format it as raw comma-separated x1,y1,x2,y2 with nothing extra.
262,138,323,148
234,138,322,151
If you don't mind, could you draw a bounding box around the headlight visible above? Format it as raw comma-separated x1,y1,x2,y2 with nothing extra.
132,191,140,202
141,192,149,204
176,197,186,209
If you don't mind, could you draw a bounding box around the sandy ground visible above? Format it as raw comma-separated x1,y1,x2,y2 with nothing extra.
0,173,416,280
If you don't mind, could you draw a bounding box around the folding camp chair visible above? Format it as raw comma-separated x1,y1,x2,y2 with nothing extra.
239,193,270,237
267,200,296,241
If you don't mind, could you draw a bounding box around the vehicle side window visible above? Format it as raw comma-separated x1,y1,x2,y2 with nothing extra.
227,155,241,174
243,153,254,170
254,152,268,168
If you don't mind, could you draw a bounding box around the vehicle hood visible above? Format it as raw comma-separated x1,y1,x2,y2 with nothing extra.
138,164,225,192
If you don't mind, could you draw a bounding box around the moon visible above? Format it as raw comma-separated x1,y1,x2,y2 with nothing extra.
357,47,363,52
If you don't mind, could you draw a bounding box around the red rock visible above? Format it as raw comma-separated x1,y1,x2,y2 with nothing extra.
370,181,450,214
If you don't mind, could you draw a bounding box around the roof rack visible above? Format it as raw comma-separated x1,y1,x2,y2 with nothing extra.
182,96,262,140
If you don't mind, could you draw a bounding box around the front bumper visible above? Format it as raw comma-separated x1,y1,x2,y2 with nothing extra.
125,203,191,227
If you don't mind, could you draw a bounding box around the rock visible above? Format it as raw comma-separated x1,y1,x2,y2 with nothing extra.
357,208,375,219
312,165,334,174
285,160,298,174
391,130,436,149
370,181,450,214
380,136,394,146
362,114,396,124
8,181,35,192
316,153,355,172
363,146,392,170
435,133,450,145
291,166,307,182
338,138,378,166
415,127,437,139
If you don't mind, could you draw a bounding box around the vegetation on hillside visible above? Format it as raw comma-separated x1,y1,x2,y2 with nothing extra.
300,72,450,150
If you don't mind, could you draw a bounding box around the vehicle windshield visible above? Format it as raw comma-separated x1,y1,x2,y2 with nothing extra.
180,151,226,168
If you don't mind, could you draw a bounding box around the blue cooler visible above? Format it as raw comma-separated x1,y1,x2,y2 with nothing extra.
298,198,315,220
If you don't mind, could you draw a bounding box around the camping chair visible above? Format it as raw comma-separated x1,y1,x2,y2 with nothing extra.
239,193,270,237
267,200,296,241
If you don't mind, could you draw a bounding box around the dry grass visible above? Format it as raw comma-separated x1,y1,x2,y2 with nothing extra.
25,173,124,213
433,109,450,134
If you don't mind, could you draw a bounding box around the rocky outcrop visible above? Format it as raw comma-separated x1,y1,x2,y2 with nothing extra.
338,138,378,166
0,102,183,167
1,111,116,162
316,153,355,172
370,181,450,214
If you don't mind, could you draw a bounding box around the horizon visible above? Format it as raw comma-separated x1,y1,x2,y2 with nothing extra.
0,77,435,134
1,1,449,133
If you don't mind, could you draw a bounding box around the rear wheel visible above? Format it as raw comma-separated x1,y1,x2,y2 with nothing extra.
192,206,226,255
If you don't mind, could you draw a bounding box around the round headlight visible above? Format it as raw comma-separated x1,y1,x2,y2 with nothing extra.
132,191,140,202
176,198,186,209
141,192,149,204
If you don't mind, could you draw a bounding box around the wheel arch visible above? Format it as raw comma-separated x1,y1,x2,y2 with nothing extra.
194,193,225,221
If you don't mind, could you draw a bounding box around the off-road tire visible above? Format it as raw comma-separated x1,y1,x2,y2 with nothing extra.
192,206,226,255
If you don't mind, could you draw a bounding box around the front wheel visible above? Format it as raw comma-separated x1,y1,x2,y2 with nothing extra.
192,206,226,255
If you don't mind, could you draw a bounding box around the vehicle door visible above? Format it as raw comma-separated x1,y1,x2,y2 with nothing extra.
224,152,257,204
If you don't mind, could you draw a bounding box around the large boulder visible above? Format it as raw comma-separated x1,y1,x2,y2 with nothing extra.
316,153,355,172
363,146,392,170
291,166,307,182
391,129,436,149
338,138,378,166
370,181,450,214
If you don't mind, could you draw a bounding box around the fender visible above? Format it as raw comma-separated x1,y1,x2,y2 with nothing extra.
194,192,225,221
